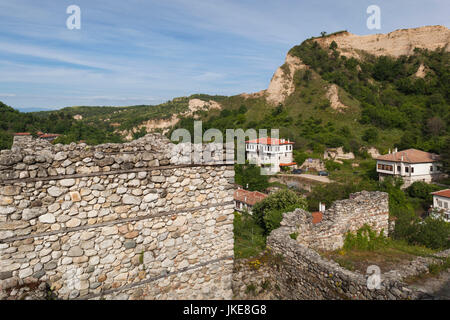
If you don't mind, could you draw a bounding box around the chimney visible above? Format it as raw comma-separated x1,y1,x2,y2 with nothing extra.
319,202,326,213
394,148,398,153
389,149,391,154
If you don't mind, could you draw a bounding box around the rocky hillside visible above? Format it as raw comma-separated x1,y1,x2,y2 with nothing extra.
1,25,449,166
250,25,450,106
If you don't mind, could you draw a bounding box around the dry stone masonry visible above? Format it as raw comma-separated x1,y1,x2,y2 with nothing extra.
232,192,449,300
285,191,390,251
0,134,235,300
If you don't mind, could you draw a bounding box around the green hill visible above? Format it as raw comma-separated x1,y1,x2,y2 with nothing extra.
1,30,449,171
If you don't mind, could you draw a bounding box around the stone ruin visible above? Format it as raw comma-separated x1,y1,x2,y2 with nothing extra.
280,191,390,251
0,134,235,300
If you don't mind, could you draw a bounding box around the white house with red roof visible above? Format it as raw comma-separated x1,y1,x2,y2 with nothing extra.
234,188,268,213
375,148,443,188
245,137,296,173
431,189,450,222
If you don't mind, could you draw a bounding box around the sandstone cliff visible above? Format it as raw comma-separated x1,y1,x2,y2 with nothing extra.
251,25,450,105
314,25,449,59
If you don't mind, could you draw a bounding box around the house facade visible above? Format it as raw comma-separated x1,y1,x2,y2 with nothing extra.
431,189,450,222
234,188,268,213
245,138,296,174
375,148,443,188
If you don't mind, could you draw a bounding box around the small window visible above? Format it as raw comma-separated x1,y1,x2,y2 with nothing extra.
397,166,401,172
430,166,433,172
445,202,448,209
411,167,414,173
405,167,409,173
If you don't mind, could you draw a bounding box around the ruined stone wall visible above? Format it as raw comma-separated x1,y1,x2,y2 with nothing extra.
265,226,450,300
232,191,450,300
289,191,389,251
0,134,235,300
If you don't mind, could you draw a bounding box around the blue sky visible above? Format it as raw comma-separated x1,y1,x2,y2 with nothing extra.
0,0,449,111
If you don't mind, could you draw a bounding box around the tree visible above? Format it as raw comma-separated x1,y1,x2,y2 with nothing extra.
252,189,307,234
362,128,379,143
234,164,269,192
426,117,445,136
329,41,338,50
320,31,327,37
441,137,450,174
414,216,450,249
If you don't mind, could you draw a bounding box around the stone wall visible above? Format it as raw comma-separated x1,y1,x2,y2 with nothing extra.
288,191,389,251
265,226,450,300
0,134,235,300
232,191,449,300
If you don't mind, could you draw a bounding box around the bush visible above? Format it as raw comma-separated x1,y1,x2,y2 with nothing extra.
406,181,441,202
233,211,266,259
362,128,379,143
343,225,389,251
414,216,450,250
252,190,307,234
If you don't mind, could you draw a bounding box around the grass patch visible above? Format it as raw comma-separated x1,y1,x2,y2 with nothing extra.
321,225,438,274
234,211,266,259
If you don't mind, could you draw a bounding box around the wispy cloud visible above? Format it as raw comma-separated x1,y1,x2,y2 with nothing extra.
0,0,448,110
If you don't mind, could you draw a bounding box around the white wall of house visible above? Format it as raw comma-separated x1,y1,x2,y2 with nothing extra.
246,142,294,173
377,160,442,187
432,195,450,222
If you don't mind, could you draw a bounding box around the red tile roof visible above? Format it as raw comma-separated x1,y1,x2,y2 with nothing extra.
376,149,440,163
432,189,450,198
234,189,268,206
280,162,297,166
246,138,294,145
312,211,323,224
39,134,61,138
14,132,31,136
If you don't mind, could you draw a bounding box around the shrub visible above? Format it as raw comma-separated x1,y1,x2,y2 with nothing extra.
252,190,307,234
414,216,450,250
343,225,388,251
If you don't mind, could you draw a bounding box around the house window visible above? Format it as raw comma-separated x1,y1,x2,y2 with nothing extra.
445,202,448,209
378,164,382,170
437,200,442,207
405,167,409,173
397,165,401,172
430,166,433,172
411,167,414,173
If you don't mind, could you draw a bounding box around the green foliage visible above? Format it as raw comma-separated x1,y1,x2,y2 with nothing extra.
406,181,441,203
288,41,449,155
343,225,389,251
307,180,377,211
0,101,123,149
362,128,379,143
441,137,450,174
289,232,299,240
252,189,307,234
132,127,148,140
233,212,266,259
414,216,450,250
234,164,269,192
